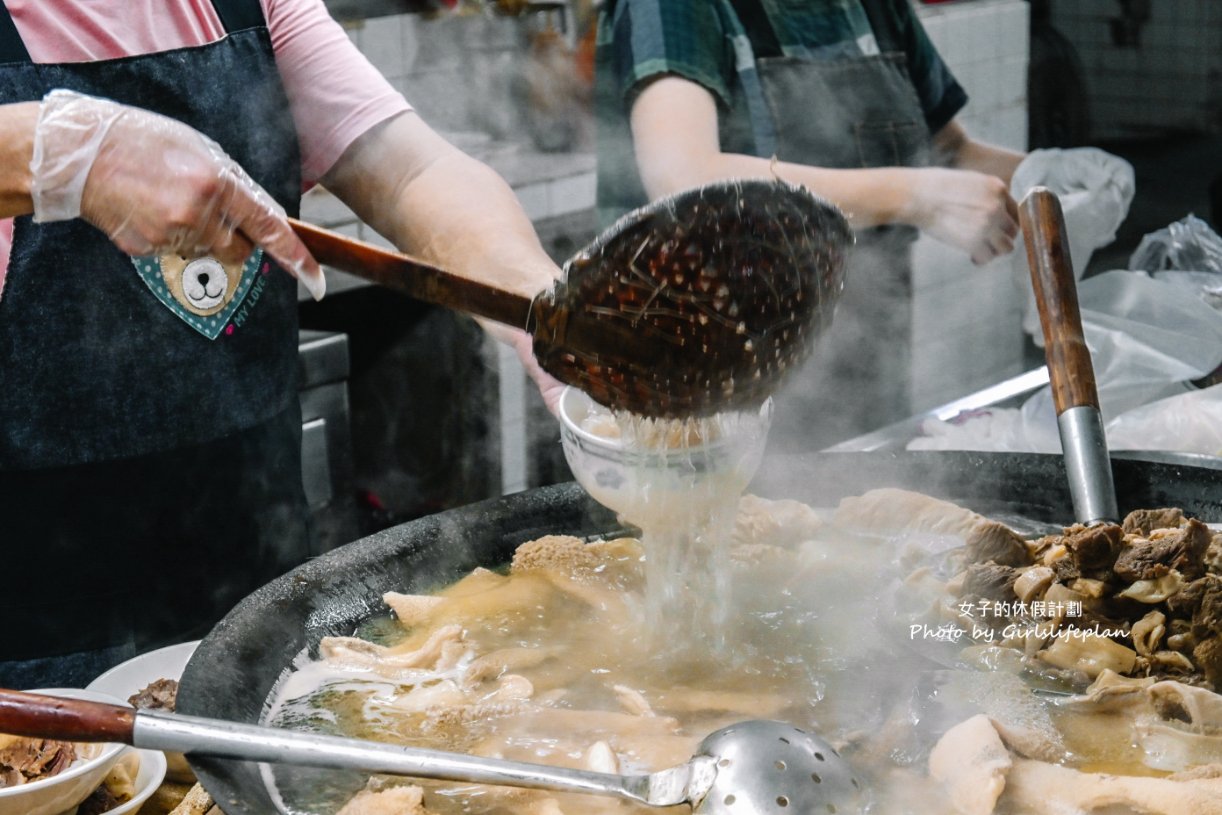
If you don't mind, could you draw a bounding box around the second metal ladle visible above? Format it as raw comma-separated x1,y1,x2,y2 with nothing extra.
0,690,864,814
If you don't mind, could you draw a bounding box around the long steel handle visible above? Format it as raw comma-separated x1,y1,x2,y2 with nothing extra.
1019,187,1119,524
0,689,660,804
134,710,654,802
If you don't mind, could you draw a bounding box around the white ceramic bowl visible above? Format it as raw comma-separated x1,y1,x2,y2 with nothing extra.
0,688,128,815
102,748,167,815
88,641,199,783
558,387,772,526
87,641,198,702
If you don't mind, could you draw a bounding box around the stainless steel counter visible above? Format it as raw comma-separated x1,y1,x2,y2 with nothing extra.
826,367,1051,452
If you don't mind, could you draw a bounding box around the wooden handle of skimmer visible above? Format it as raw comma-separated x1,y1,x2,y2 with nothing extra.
0,689,135,744
1020,187,1118,525
289,218,536,329
1019,187,1099,414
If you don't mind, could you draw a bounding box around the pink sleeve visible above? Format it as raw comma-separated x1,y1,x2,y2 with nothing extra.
0,219,11,299
265,0,412,184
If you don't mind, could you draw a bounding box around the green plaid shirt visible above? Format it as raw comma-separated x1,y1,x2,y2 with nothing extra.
594,0,968,224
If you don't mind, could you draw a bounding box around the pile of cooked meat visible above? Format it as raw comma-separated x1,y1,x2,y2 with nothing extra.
943,506,1222,689
0,735,77,788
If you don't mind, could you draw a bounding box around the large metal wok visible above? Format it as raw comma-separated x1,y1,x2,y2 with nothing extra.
178,450,1222,814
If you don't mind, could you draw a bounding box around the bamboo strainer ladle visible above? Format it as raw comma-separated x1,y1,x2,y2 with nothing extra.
292,179,852,419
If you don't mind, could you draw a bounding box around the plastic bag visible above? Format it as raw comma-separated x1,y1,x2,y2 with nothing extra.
1106,383,1222,457
1127,215,1222,313
1129,214,1222,274
1077,270,1222,418
1009,148,1136,341
909,270,1222,455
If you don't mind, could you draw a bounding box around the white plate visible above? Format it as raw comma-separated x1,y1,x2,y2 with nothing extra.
86,641,199,701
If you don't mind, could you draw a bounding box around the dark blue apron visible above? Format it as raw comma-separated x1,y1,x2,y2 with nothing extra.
731,0,933,451
0,0,311,685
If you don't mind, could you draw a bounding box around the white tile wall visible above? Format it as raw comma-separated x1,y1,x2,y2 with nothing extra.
909,0,1030,413
919,0,1030,153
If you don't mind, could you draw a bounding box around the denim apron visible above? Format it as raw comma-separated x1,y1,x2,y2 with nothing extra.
0,0,311,687
730,0,933,450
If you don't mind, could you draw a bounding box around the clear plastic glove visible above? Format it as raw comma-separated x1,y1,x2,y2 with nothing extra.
30,89,325,300
906,167,1020,266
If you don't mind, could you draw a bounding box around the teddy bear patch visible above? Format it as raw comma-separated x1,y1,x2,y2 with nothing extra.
131,249,265,339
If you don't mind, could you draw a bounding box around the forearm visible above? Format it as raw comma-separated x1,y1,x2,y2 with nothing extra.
932,119,1025,184
324,112,558,301
644,150,918,230
0,102,39,218
382,151,557,299
946,139,1024,184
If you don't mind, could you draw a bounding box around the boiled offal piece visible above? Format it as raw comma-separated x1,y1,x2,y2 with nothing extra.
945,505,1222,690
532,179,852,418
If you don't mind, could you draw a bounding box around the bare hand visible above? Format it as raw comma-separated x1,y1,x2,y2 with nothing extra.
30,89,326,299
904,167,1020,266
479,318,564,415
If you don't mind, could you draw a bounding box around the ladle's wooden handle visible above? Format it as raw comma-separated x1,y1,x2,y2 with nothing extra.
289,218,536,329
1020,187,1119,526
0,689,135,744
1019,188,1098,414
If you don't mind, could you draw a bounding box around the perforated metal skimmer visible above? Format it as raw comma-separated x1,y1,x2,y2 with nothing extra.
0,689,868,815
692,720,864,815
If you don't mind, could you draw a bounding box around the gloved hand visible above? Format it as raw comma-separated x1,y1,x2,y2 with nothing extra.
29,89,325,299
905,167,1020,266
1009,147,1135,339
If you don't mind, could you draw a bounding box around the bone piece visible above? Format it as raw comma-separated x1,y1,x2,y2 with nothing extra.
928,714,1012,815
